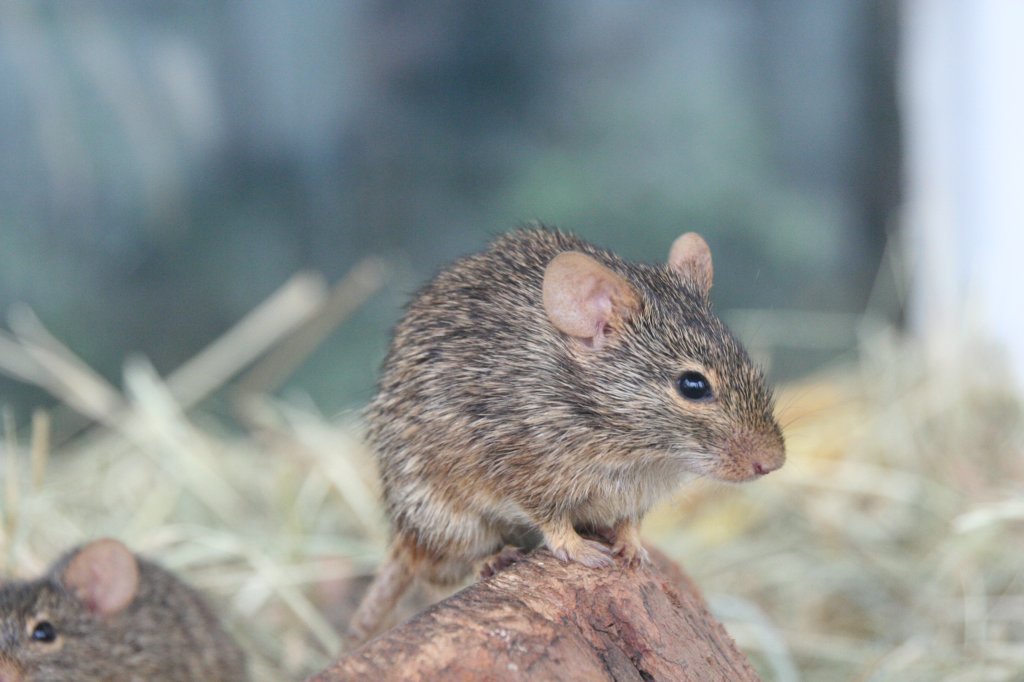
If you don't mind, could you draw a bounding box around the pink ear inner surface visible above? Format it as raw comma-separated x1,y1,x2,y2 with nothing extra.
542,251,638,349
62,538,140,616
668,232,714,293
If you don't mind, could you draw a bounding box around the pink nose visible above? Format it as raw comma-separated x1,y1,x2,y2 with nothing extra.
752,459,782,476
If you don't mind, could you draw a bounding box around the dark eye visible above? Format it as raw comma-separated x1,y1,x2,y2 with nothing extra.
676,371,712,401
31,621,57,643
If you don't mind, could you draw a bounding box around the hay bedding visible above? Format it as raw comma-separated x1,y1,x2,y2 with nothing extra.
0,273,1021,681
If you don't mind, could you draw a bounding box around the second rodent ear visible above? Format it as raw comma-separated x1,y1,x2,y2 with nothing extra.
668,232,714,294
61,538,140,616
542,251,639,350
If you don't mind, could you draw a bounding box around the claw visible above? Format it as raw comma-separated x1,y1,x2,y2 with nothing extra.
612,540,650,568
608,519,649,568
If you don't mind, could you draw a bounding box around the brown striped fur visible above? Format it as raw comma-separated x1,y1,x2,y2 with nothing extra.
348,226,784,644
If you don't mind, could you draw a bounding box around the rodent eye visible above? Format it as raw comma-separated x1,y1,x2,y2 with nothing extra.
30,621,57,644
676,371,713,401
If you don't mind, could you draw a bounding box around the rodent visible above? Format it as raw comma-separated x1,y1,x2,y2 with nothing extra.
0,538,248,682
348,226,785,644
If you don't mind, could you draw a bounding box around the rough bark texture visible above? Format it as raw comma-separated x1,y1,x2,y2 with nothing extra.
311,547,760,682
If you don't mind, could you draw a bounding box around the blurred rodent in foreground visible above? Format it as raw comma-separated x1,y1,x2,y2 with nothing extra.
0,538,247,682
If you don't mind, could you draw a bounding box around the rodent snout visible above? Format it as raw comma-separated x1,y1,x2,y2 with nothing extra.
715,430,786,482
752,455,783,477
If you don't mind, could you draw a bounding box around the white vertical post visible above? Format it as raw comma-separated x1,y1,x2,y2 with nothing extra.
901,0,1024,391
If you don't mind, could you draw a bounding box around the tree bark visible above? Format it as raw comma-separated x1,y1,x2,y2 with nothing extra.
311,547,760,682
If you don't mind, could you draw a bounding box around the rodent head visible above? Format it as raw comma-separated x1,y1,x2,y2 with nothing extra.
0,539,140,681
542,232,785,482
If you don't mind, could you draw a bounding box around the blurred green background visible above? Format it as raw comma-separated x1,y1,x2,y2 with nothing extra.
0,1,899,422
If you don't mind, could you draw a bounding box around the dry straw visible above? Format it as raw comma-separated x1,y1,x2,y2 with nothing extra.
0,261,1020,681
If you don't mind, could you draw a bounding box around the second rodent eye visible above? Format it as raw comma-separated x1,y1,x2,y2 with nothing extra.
30,620,58,644
676,371,713,401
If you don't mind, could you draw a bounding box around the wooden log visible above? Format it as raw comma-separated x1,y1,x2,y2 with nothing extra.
311,547,760,682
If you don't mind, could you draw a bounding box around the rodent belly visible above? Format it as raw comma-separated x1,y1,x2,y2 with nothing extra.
573,463,691,525
571,495,639,527
483,497,534,529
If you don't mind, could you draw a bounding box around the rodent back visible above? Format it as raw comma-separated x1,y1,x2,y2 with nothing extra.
367,230,630,471
369,229,577,439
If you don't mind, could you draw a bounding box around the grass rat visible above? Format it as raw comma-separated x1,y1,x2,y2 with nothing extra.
0,538,247,682
348,226,785,644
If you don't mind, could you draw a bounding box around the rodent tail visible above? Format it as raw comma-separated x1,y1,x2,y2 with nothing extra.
344,536,418,649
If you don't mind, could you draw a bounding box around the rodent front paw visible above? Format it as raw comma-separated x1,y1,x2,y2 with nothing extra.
612,539,651,568
607,519,649,568
549,537,613,568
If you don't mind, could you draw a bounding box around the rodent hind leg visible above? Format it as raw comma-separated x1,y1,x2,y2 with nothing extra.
478,545,527,579
538,517,613,568
609,517,650,567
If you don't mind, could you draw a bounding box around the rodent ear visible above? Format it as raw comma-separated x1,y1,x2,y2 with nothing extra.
542,251,639,350
62,538,140,616
668,232,713,294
